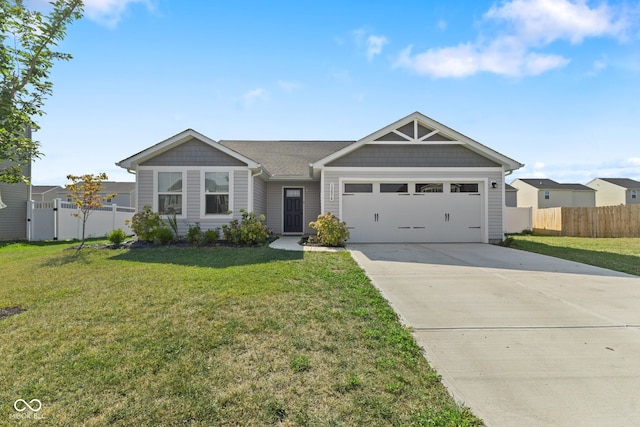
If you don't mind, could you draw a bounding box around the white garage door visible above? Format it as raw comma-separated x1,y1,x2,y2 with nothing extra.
342,181,483,243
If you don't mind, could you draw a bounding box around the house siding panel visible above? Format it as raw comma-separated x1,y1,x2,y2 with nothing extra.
187,170,200,220
253,176,267,217
141,139,247,167
137,169,153,210
327,144,500,168
322,168,505,242
266,181,320,235
233,170,249,219
0,180,29,239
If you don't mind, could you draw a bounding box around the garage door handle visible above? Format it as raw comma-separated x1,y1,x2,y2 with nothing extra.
469,226,481,229
398,226,411,229
413,226,426,229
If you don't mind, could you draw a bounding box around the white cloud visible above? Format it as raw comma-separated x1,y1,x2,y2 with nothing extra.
277,80,301,92
396,0,627,78
485,0,626,45
627,157,640,166
83,0,155,28
366,35,388,61
351,28,389,61
242,88,267,107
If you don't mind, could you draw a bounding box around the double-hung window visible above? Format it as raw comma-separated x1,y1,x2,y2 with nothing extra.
158,172,183,215
204,172,230,215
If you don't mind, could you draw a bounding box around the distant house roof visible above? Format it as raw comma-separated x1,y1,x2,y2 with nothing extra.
516,178,593,191
219,140,353,177
596,178,640,189
505,183,517,191
99,181,135,193
31,185,61,194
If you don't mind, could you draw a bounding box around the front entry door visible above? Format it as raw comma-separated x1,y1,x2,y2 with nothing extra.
283,188,303,233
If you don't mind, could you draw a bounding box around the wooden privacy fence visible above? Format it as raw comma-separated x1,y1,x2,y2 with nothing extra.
533,205,640,237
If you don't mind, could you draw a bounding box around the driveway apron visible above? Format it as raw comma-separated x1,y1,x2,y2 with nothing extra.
348,243,640,427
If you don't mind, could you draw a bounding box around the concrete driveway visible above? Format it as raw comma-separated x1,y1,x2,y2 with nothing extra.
348,243,640,427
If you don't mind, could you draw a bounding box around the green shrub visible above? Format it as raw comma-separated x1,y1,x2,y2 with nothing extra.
153,227,174,245
128,205,166,242
221,210,270,245
203,228,220,244
187,223,202,244
165,211,179,238
309,212,349,247
107,228,127,246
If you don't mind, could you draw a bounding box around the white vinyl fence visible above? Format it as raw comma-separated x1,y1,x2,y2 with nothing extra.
27,198,135,241
505,206,533,234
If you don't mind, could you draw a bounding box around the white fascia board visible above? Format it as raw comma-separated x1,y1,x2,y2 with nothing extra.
323,166,504,173
116,129,260,169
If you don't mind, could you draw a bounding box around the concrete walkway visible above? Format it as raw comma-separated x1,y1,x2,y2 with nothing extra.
269,236,345,252
348,243,640,427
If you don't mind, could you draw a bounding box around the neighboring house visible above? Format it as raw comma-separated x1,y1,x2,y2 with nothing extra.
510,178,596,209
0,161,30,240
586,178,640,206
61,181,136,207
505,183,518,207
31,185,63,202
117,112,524,243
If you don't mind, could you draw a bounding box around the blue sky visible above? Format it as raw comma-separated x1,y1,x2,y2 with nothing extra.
30,0,640,185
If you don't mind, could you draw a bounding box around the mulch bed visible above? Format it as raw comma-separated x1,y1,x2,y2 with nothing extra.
0,306,24,320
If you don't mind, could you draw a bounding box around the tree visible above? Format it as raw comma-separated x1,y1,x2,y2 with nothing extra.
1,0,83,183
66,173,116,250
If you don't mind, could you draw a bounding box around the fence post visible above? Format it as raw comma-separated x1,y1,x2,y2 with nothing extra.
26,200,33,241
53,198,61,240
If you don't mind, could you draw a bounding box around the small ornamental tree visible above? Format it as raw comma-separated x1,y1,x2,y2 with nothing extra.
66,173,116,250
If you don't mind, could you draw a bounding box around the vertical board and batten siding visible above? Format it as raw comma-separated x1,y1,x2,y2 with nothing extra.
266,181,320,235
322,168,505,242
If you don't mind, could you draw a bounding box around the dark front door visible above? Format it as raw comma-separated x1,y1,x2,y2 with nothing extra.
283,188,303,233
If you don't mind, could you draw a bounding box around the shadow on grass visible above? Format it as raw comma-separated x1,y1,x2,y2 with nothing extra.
512,240,640,277
109,245,304,268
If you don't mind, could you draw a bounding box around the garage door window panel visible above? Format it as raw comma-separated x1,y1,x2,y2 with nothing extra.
381,183,408,193
416,183,443,193
451,183,479,193
344,183,373,193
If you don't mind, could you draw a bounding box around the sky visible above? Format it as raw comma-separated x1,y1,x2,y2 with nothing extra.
26,0,640,185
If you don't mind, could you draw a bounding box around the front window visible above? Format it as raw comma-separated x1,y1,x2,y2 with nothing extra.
415,183,443,193
544,190,550,200
632,190,637,199
204,172,229,214
158,172,182,215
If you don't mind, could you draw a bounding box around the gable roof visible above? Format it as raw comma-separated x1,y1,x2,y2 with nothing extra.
116,129,260,170
219,140,352,178
516,178,593,191
31,185,61,194
312,111,524,173
595,178,640,189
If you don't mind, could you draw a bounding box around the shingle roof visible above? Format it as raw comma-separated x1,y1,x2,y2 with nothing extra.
517,178,593,191
597,178,640,189
31,185,61,194
219,140,354,177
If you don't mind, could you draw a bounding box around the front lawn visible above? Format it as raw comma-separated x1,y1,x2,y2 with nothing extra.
0,242,480,426
508,235,640,276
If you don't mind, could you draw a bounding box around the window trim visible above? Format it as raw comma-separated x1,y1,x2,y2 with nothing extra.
201,168,234,218
632,190,637,200
544,190,550,200
155,170,186,217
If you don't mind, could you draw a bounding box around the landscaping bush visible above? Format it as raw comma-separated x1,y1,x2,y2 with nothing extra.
187,223,202,244
128,205,166,242
203,228,220,244
153,227,174,245
221,210,270,245
107,228,127,246
309,212,349,247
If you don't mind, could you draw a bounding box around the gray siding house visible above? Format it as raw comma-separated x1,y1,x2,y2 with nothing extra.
0,160,30,240
586,178,640,206
117,112,523,243
510,178,596,209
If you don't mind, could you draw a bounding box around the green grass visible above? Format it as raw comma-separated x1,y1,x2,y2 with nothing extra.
508,235,640,276
0,242,480,426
